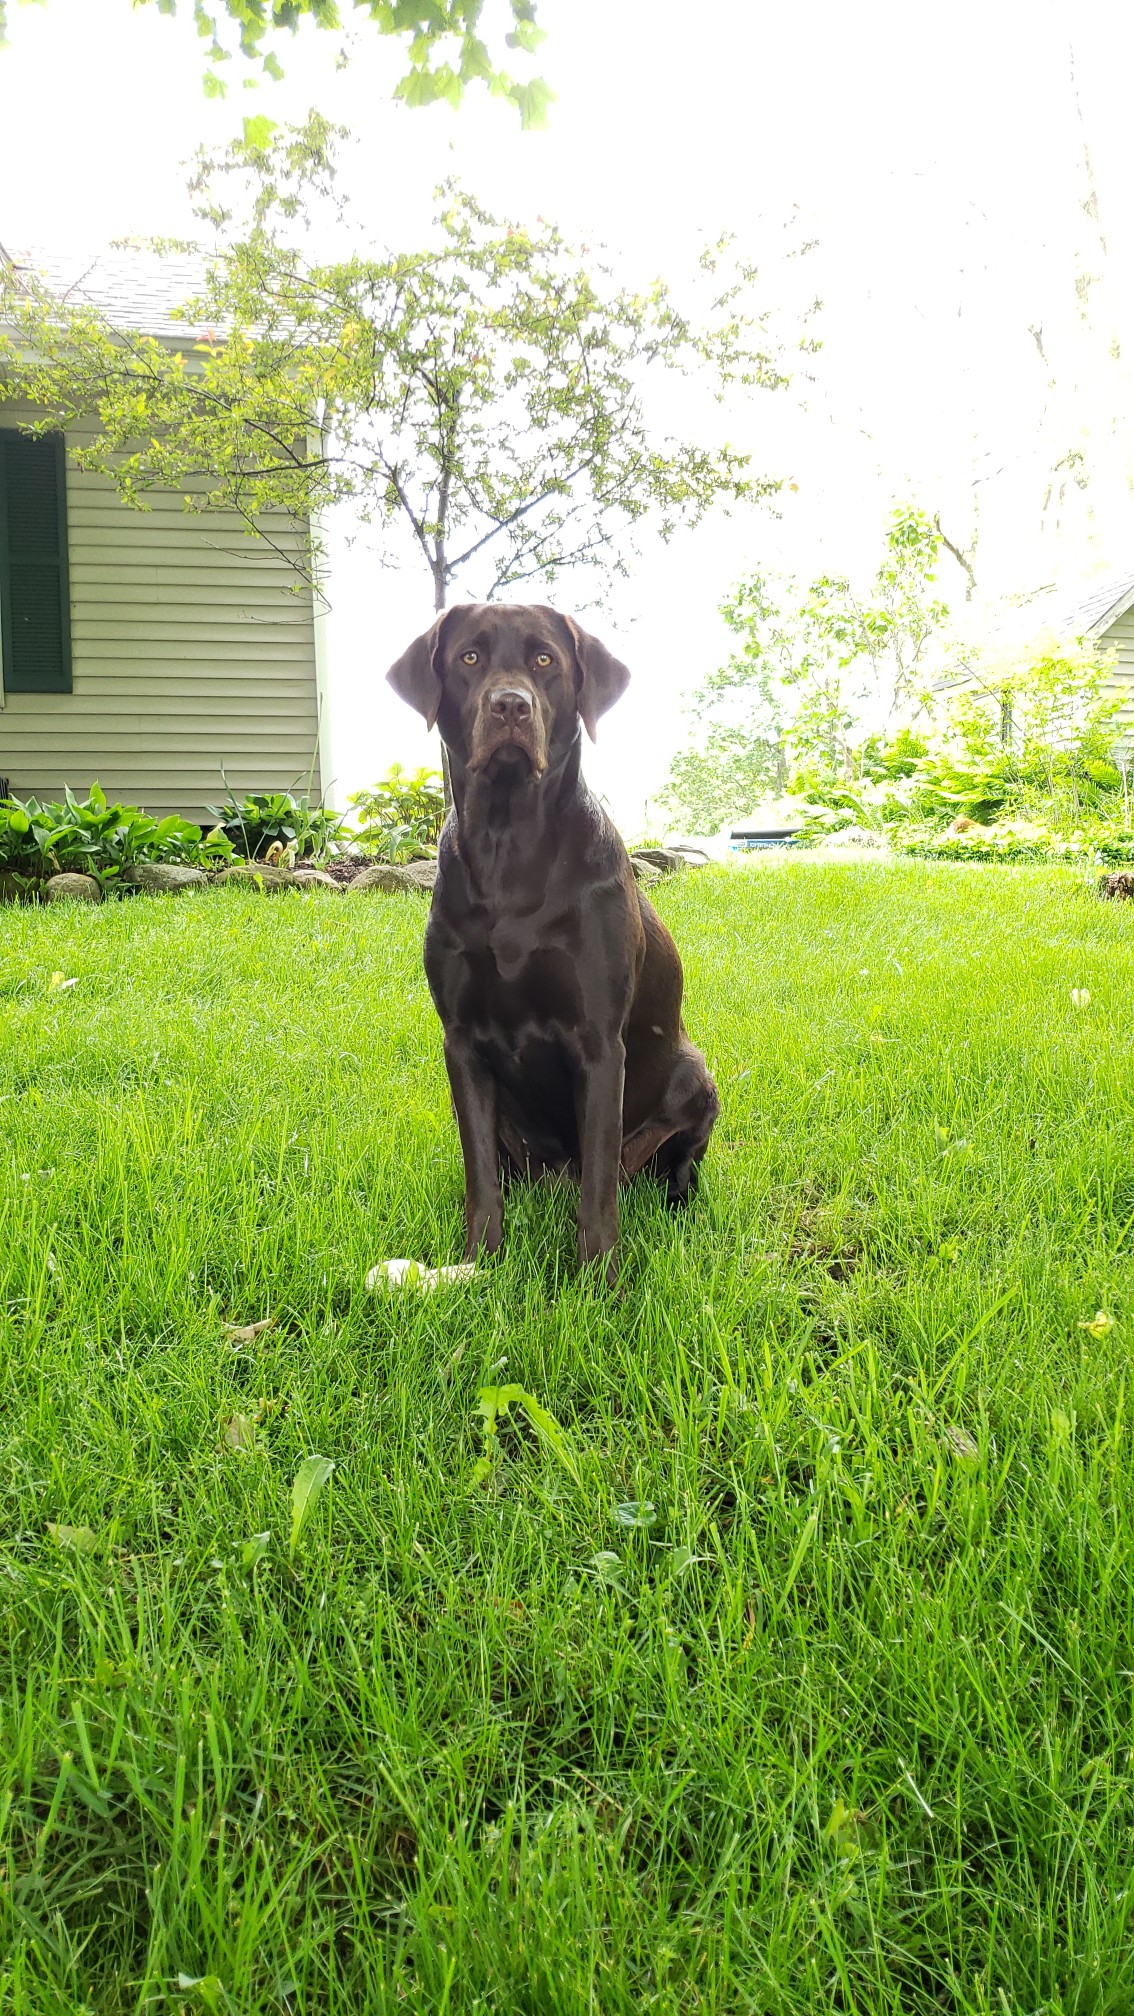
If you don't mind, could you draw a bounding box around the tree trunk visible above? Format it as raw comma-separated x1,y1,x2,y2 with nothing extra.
433,560,454,813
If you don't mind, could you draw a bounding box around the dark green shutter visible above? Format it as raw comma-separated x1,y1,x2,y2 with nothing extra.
0,431,73,694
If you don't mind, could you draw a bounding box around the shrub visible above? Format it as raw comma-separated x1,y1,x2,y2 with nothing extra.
1089,832,1134,866
205,790,347,861
0,784,240,883
0,785,213,880
347,766,445,860
896,824,1064,864
891,820,1134,866
905,748,1017,825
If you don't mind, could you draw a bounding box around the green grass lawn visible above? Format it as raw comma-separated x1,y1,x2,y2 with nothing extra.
2,860,1134,2014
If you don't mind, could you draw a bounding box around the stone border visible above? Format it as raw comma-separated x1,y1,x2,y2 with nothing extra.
1,851,698,904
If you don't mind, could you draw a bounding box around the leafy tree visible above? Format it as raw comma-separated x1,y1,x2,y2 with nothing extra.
660,508,948,827
0,116,786,612
659,725,787,836
0,0,552,122
843,507,948,733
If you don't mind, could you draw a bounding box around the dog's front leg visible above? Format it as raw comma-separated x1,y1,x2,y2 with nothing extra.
575,1038,626,1284
443,1033,504,1258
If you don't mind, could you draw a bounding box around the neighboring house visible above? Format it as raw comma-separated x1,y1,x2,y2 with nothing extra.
935,571,1134,743
1065,574,1134,736
0,244,330,816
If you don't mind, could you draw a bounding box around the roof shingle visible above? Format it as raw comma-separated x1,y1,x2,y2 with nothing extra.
1,242,212,340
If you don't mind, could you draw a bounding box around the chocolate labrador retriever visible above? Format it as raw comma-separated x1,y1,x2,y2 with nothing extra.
386,603,719,1282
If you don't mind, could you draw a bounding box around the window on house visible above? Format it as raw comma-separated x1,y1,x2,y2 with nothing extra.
0,431,72,694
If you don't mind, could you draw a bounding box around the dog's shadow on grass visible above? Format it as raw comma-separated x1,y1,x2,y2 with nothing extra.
428,1164,727,1304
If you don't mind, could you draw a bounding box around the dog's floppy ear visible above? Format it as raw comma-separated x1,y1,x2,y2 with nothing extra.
562,616,631,742
386,611,455,730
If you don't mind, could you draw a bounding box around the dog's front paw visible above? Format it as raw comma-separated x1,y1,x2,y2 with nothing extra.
577,1233,619,1292
465,1209,504,1261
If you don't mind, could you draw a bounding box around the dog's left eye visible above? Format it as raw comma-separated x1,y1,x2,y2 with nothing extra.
535,652,552,668
461,651,479,665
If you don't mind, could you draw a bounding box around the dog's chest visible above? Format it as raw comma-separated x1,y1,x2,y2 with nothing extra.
473,913,582,1028
488,913,555,982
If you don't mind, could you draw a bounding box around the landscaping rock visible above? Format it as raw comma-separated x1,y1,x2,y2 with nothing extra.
44,873,102,903
121,863,208,895
1098,871,1134,901
346,864,418,895
216,864,300,892
631,857,663,885
347,860,438,895
293,868,344,892
631,847,691,875
820,825,888,851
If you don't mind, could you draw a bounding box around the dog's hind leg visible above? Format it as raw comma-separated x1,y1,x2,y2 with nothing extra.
620,1118,679,1182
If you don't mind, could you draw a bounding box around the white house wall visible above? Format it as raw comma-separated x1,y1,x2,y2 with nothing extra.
0,415,323,817
1101,607,1134,740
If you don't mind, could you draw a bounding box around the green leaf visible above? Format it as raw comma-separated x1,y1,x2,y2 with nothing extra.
590,1550,625,1589
91,1655,130,1689
459,34,494,83
47,1522,98,1554
241,1530,271,1570
504,19,545,52
476,1383,525,1425
824,1798,874,1859
391,0,447,32
509,76,555,130
288,1454,334,1559
514,1390,582,1486
243,112,278,148
176,1980,224,2013
394,66,440,108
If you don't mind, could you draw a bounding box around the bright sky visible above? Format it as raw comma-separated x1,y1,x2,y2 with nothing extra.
3,0,1134,827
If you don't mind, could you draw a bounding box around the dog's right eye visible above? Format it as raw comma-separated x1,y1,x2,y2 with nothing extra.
461,651,479,665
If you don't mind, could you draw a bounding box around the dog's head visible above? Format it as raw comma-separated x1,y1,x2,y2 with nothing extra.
386,604,630,779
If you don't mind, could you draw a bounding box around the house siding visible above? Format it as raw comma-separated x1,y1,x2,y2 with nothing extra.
0,414,322,817
1101,608,1134,739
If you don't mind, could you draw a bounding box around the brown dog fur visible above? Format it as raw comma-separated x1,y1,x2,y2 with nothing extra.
387,603,719,1281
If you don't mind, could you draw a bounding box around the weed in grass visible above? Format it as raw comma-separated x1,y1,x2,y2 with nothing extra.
2,863,1134,2010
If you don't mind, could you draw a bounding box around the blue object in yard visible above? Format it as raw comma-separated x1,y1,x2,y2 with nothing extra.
729,824,801,851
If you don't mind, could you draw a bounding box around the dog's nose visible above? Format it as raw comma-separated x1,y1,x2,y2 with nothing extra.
489,687,533,726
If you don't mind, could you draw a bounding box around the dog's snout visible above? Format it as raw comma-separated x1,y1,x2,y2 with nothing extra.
489,686,534,727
